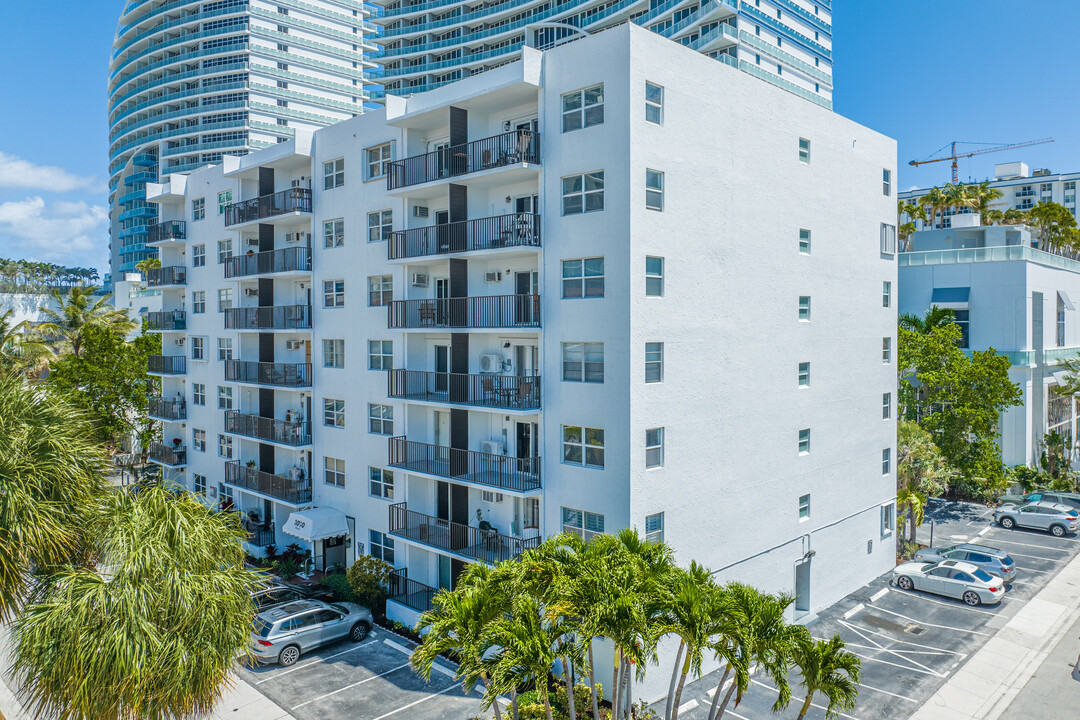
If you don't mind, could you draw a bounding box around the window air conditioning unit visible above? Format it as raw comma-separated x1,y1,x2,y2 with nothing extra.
285,232,310,244
245,288,258,296
412,205,429,218
480,440,505,456
174,338,185,346
286,340,305,350
291,177,309,187
411,272,429,287
246,238,259,247
482,490,505,503
485,271,502,283
479,353,503,373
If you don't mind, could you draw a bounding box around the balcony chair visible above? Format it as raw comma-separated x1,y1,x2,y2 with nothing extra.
515,379,533,408
481,375,497,404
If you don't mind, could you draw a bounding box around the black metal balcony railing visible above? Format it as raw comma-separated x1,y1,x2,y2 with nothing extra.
389,502,540,564
225,246,312,279
146,310,186,331
388,294,540,329
146,265,187,287
224,305,311,330
388,213,541,260
389,370,540,410
388,437,541,493
224,188,312,226
148,354,186,375
224,410,312,446
224,360,311,387
242,518,275,547
388,130,540,189
387,571,438,614
148,397,186,421
149,442,187,466
225,461,312,505
147,220,186,243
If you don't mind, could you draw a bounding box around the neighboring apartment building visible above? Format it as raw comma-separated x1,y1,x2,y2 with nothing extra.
145,24,894,700
369,0,834,109
107,0,376,280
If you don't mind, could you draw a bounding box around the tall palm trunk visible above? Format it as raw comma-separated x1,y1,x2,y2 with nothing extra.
562,654,577,720
612,650,622,720
706,664,731,720
481,673,504,720
669,650,692,720
587,641,601,720
666,641,685,720
510,686,519,720
714,680,737,720
622,657,633,720
796,692,813,720
543,684,554,720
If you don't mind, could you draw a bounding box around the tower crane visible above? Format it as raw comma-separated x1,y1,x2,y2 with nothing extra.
909,138,1055,183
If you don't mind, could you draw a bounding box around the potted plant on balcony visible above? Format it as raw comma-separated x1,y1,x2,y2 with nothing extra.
171,437,181,448
246,459,257,470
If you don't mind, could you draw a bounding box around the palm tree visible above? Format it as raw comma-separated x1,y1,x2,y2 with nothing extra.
38,286,135,358
918,186,948,230
898,201,926,251
969,180,1003,224
0,309,52,376
790,632,861,720
660,562,722,720
899,306,955,334
136,257,161,277
942,182,975,219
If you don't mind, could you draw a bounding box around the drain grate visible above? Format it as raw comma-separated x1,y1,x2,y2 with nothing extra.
904,623,926,635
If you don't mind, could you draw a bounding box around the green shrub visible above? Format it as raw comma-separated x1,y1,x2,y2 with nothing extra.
320,572,354,602
346,555,395,608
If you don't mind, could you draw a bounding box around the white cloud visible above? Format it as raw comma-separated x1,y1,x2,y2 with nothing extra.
0,196,108,267
0,152,105,193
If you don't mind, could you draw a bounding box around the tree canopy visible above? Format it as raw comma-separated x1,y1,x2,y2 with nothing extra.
0,258,99,294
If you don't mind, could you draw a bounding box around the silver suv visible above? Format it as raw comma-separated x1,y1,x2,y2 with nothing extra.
994,501,1080,537
251,600,373,666
913,544,1016,583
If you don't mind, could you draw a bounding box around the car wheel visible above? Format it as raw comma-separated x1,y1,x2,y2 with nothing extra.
897,576,914,591
1050,524,1067,537
350,620,372,642
1000,516,1016,529
962,591,982,607
278,645,301,667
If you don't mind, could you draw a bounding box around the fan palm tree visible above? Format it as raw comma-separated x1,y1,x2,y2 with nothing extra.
790,632,861,720
38,286,135,358
899,306,955,334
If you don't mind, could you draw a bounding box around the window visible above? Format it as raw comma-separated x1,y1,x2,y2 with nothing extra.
645,82,663,124
645,512,664,543
798,361,810,388
882,448,891,475
881,503,895,536
561,84,604,132
883,337,892,363
193,429,206,452
562,507,605,541
798,138,811,164
323,398,345,428
562,342,604,383
218,434,233,459
368,210,392,243
562,257,604,298
368,404,393,435
217,239,233,264
882,392,892,419
883,169,892,196
369,530,394,563
798,428,810,454
645,342,663,383
218,288,233,311
562,172,604,214
366,144,392,180
798,296,811,321
368,275,392,306
217,189,232,214
323,158,344,189
324,280,345,308
193,473,207,496
192,198,205,221
192,383,205,406
953,309,970,348
192,244,206,267
369,467,394,499
368,340,393,370
645,169,664,211
645,427,664,468
324,457,345,487
563,426,604,468
323,339,344,368
217,337,233,361
217,386,233,410
645,256,664,297
191,336,205,360
323,219,344,248
1058,294,1066,347
799,229,811,254
192,291,205,313
883,281,893,308
799,494,811,520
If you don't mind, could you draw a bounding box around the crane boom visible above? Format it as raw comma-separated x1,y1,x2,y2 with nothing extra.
908,138,1054,182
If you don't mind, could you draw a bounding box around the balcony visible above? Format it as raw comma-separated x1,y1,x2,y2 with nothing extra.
242,517,275,547
389,213,540,260
146,310,186,331
224,410,312,446
224,305,311,330
224,188,312,227
224,461,312,505
148,354,186,375
388,294,540,330
146,265,187,287
149,442,187,467
388,130,540,190
147,220,186,243
388,437,540,493
389,370,540,411
224,360,311,387
148,397,186,421
388,502,540,564
387,572,437,614
225,246,312,279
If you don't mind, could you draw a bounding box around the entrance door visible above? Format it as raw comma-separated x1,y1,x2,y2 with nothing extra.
434,410,450,447
794,560,811,617
515,195,540,214
515,271,538,325
324,535,346,571
515,344,538,376
434,344,449,394
435,277,449,325
435,209,450,254
439,554,452,590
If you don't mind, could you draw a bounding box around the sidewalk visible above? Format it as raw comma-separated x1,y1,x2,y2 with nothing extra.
909,546,1080,720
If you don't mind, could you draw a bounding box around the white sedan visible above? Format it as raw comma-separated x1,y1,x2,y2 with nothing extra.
892,559,1004,606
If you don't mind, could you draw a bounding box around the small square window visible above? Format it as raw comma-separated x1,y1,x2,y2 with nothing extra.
193,474,207,495
324,457,346,487
323,219,344,248
366,143,392,180
645,256,664,297
192,383,205,406
883,337,892,363
561,84,604,133
881,502,895,535
645,169,664,211
324,280,345,308
798,428,810,454
217,385,232,410
217,239,233,265
368,210,393,243
369,467,394,499
217,337,233,361
190,336,205,360
645,82,663,125
798,296,811,321
882,392,891,420
561,342,604,383
798,361,810,388
799,493,811,520
562,425,605,468
369,529,394,563
323,158,345,189
192,429,206,452
799,229,811,254
192,244,206,267
368,403,394,435
192,291,205,314
645,342,663,383
645,512,664,543
217,190,232,215
218,434,233,459
562,257,604,298
883,169,892,196
192,198,205,221
882,448,891,475
217,288,233,312
368,275,393,306
368,340,393,370
645,427,664,468
323,339,345,368
562,171,605,215
798,138,811,164
324,398,345,427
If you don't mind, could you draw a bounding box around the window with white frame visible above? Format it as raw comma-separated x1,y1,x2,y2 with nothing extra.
646,256,664,296
368,340,392,370
217,239,232,264
883,281,891,308
324,280,344,308
881,502,894,536
217,385,233,410
562,507,605,541
562,257,604,298
798,361,810,388
193,429,206,452
561,84,604,132
645,342,663,383
323,219,344,248
323,339,344,368
1058,294,1066,347
880,223,897,255
193,473,207,496
798,428,810,454
217,337,232,361
646,169,664,211
368,275,392,306
366,144,392,180
192,383,205,406
217,190,232,215
882,448,891,475
369,467,394,499
219,483,233,506
192,291,205,313
217,288,233,311
799,228,811,254
368,404,393,435
561,342,604,383
645,512,664,543
645,427,664,468
369,530,394,563
192,244,206,267
191,336,205,360
218,434,233,459
883,337,891,363
192,198,205,221
799,493,810,520
798,296,811,321
645,82,663,124
324,456,345,487
562,425,604,468
368,210,392,242
323,158,345,189
883,392,891,419
798,138,811,164
883,169,892,196
324,398,345,427
562,171,604,215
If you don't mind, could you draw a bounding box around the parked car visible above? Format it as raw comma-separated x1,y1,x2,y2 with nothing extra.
892,559,1004,606
250,600,373,666
998,490,1080,511
994,501,1080,537
251,582,334,612
913,544,1016,583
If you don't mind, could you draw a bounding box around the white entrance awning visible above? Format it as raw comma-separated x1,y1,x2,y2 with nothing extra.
281,507,350,543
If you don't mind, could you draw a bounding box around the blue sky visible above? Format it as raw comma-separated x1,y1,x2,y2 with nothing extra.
0,1,1077,274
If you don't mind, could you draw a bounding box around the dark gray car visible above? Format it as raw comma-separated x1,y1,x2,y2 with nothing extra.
250,599,373,666
913,544,1016,582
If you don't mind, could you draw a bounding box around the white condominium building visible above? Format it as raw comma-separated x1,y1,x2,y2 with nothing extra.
145,24,893,700
108,0,377,279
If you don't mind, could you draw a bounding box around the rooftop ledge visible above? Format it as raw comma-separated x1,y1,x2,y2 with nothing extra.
899,245,1080,274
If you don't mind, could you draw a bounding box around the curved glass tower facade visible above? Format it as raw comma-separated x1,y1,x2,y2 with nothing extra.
108,0,376,278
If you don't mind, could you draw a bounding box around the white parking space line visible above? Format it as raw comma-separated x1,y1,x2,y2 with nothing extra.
977,527,990,536
887,587,1002,616
870,588,890,602
383,639,414,656
750,679,862,720
843,603,865,619
839,619,967,656
982,537,1073,553
837,621,949,677
254,638,379,684
368,682,471,720
678,698,699,714
855,681,918,703
844,649,944,677
840,641,956,658
870,605,992,634
294,662,412,709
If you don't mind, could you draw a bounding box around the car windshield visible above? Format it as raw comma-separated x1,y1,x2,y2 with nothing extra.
253,618,274,638
972,568,993,582
329,603,349,614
